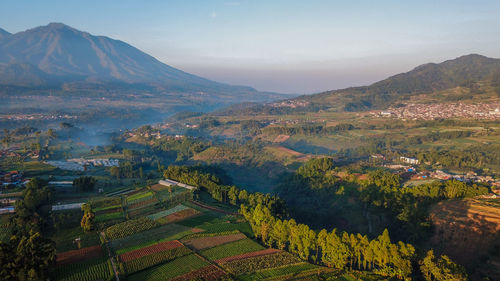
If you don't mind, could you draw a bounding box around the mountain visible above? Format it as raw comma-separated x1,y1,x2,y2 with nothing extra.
0,28,10,40
0,23,282,101
284,54,500,112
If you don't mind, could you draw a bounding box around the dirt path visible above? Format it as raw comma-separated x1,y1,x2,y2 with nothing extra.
100,232,120,281
189,200,240,216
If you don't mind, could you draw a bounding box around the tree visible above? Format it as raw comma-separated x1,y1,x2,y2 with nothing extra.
73,176,97,192
80,203,95,232
420,250,467,281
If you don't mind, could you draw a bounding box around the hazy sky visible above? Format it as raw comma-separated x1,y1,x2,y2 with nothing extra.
2,0,500,94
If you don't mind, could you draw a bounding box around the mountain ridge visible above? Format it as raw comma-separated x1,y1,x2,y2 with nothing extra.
0,23,282,102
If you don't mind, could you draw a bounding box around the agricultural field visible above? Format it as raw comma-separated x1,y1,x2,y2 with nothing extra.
126,254,209,281
110,223,194,255
56,245,104,265
169,265,227,281
182,232,247,250
237,262,324,281
200,238,266,260
219,251,303,275
121,246,192,274
52,256,114,281
105,217,158,240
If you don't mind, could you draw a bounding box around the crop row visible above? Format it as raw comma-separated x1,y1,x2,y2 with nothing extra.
53,256,114,281
126,191,153,203
110,223,192,254
147,204,189,220
95,211,123,223
220,251,303,275
123,246,192,274
56,245,103,266
237,262,321,281
127,204,163,219
126,254,208,281
105,217,158,240
182,232,246,250
200,238,265,261
169,265,227,281
90,197,121,209
157,208,199,224
215,248,280,264
119,240,182,262
127,197,158,210
182,230,240,240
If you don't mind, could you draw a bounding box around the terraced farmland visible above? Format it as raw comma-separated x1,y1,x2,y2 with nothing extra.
200,238,266,261
127,254,209,281
53,257,114,281
182,232,246,250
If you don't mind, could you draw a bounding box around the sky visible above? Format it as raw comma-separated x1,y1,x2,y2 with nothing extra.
1,0,500,94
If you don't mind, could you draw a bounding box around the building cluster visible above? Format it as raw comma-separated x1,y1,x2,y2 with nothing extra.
373,102,500,120
0,113,77,121
0,170,30,188
158,179,196,190
0,147,39,160
46,158,119,171
269,100,310,108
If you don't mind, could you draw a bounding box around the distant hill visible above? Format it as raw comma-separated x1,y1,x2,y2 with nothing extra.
212,54,500,117
303,54,500,111
0,23,284,102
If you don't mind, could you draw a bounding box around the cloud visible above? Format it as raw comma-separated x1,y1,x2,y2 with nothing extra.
210,11,217,18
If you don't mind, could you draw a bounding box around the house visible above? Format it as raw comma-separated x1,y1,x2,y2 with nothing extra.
400,157,419,165
158,179,196,190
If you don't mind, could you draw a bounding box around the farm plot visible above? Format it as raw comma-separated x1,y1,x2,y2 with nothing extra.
52,227,101,253
237,262,323,281
95,211,123,223
56,245,103,266
127,204,163,219
91,197,121,210
105,217,158,240
177,213,253,236
182,232,246,250
215,248,280,263
122,246,192,274
147,204,189,220
111,223,194,255
126,191,154,205
221,251,303,275
169,265,227,281
200,238,265,261
53,256,114,281
119,240,182,262
158,208,199,224
127,197,158,210
127,254,209,281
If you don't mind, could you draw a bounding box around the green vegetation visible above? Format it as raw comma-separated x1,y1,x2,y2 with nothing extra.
111,223,192,255
221,251,302,274
238,262,320,281
126,254,209,281
52,257,114,281
123,246,192,274
105,217,158,240
200,238,265,260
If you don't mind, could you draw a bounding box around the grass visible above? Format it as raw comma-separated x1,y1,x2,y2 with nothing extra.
50,226,101,253
93,204,122,213
111,223,193,255
237,263,320,281
200,238,265,260
126,254,209,281
52,256,113,281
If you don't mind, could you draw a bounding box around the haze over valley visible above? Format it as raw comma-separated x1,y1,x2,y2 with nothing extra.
1,1,499,281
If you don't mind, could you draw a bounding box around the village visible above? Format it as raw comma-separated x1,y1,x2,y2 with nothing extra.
373,102,500,120
370,154,500,194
